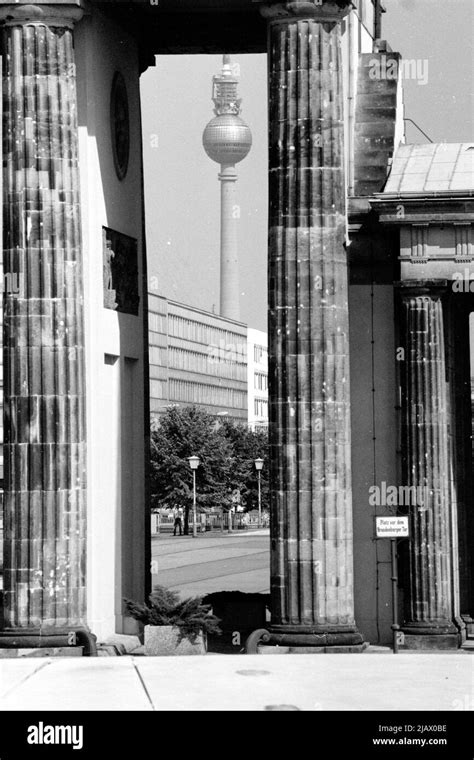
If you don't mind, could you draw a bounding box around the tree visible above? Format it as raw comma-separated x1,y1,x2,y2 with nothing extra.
150,407,270,531
150,405,234,534
220,420,269,513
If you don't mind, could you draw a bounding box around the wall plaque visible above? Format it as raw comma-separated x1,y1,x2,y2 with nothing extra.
110,71,130,181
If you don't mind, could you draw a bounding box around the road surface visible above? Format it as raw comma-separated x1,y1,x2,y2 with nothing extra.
151,530,270,597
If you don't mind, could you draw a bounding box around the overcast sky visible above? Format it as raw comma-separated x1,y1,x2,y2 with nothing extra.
141,0,474,332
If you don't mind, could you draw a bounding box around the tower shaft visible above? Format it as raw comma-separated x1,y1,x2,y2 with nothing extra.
219,165,240,321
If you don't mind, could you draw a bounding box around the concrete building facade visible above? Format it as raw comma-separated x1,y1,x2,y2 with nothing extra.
148,294,269,429
148,293,248,423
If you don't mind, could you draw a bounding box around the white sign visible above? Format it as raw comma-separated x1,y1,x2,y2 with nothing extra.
375,516,410,538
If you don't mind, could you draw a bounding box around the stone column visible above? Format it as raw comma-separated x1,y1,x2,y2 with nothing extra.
263,0,363,648
448,298,474,625
0,4,88,635
399,290,460,648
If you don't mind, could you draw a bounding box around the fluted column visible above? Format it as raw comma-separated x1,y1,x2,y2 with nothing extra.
448,300,474,622
1,4,87,632
264,0,363,647
400,291,459,648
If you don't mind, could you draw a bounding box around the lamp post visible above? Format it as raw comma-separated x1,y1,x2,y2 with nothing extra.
254,458,264,529
188,456,201,538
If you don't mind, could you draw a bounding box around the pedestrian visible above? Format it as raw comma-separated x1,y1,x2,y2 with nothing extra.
173,505,183,536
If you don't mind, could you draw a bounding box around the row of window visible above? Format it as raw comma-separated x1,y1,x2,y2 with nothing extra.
170,379,247,410
169,347,247,381
149,312,167,334
254,372,268,391
149,342,248,382
254,344,268,364
169,315,245,348
254,399,268,418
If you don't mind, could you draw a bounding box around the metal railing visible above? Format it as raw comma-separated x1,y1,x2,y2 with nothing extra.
151,511,266,534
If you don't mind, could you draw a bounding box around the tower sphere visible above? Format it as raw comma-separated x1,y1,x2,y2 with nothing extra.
202,114,252,165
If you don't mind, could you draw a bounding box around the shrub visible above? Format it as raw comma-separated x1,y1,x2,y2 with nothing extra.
124,586,222,641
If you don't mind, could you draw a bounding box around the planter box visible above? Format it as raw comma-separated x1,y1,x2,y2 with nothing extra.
144,625,206,656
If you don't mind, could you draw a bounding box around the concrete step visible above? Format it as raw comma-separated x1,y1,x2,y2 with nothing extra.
460,638,474,652
0,647,84,658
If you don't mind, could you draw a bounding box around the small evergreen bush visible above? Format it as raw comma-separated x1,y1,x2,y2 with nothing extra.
124,586,222,642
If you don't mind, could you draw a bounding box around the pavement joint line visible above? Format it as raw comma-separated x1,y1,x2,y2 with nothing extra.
154,535,267,539
133,661,155,711
153,545,268,559
152,544,270,557
0,658,52,700
153,533,250,537
155,552,269,571
163,565,269,588
153,530,267,536
154,552,268,566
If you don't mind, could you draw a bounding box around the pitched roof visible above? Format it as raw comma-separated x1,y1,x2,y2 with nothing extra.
384,143,474,194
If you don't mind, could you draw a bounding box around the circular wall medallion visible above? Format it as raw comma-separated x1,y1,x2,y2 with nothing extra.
110,71,130,181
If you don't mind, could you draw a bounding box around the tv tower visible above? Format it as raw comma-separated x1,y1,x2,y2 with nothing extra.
202,55,252,322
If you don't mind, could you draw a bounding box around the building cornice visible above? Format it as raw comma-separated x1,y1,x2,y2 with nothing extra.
260,0,352,22
0,2,85,26
370,193,474,225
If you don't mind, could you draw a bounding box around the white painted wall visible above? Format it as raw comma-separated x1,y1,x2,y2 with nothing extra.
75,10,147,640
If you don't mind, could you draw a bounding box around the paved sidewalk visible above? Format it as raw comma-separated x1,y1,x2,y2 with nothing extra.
0,654,472,711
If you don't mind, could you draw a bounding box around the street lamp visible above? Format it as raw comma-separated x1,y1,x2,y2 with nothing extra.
188,456,201,538
214,411,229,431
254,458,264,529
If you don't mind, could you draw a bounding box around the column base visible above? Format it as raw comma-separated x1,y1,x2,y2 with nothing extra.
0,627,97,656
245,627,367,653
399,622,462,651
461,614,474,637
258,644,369,654
454,616,467,644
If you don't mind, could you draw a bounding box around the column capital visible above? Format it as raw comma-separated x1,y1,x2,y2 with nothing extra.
260,0,353,23
0,3,84,27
